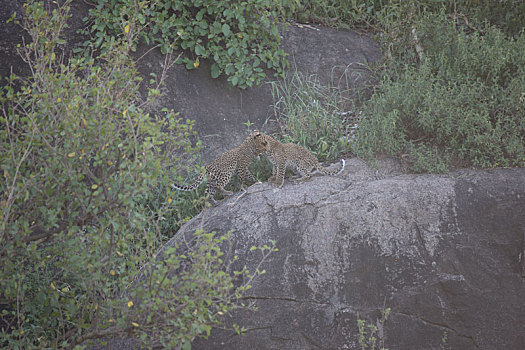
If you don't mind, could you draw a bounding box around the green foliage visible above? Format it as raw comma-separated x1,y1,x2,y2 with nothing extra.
140,176,207,242
0,1,276,348
86,0,297,88
356,17,525,172
283,1,525,173
248,156,274,184
357,307,391,350
441,330,449,349
270,69,351,161
294,0,525,37
293,0,525,80
292,0,378,27
461,0,525,37
126,231,277,348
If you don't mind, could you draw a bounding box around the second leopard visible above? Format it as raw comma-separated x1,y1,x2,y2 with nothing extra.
254,133,345,188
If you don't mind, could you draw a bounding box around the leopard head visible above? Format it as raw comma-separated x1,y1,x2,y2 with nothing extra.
252,130,269,155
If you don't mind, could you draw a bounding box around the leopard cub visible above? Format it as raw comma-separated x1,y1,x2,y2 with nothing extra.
172,130,263,204
254,133,345,188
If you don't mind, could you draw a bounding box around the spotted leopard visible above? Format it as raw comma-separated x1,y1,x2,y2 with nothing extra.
254,133,345,188
172,130,263,203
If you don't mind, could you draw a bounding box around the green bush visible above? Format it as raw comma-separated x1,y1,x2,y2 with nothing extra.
86,0,296,88
294,1,525,68
0,1,275,348
294,0,525,34
356,16,525,172
116,230,277,349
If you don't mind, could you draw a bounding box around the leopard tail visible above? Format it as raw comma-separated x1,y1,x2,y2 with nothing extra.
172,172,206,191
319,159,345,176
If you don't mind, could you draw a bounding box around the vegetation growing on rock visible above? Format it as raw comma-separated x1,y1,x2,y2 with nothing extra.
276,0,525,172
355,12,525,172
1,0,524,348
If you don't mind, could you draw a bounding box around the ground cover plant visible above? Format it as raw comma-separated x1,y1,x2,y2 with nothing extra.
269,69,352,162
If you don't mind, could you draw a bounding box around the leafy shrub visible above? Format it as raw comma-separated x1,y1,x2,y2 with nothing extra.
465,0,525,37
294,0,525,33
86,0,296,88
294,1,525,67
356,16,525,172
113,230,277,349
0,1,275,348
270,69,351,161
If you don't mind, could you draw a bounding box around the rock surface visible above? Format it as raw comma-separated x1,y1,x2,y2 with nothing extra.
165,158,525,350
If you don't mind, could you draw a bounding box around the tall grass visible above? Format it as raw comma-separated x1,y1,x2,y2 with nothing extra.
269,69,353,161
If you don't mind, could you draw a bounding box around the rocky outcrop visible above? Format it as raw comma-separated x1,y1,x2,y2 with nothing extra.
163,158,525,350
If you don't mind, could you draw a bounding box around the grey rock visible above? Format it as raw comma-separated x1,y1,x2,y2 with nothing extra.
162,158,525,350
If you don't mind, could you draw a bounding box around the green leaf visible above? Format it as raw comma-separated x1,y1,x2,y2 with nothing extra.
196,9,205,21
195,44,205,56
210,64,220,79
271,25,279,38
222,23,231,36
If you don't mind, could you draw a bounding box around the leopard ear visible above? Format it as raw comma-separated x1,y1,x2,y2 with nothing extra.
252,129,262,138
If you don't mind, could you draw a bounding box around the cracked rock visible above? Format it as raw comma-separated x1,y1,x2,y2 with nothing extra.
172,158,525,350
91,157,525,350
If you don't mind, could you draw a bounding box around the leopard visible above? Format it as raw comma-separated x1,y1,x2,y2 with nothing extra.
254,133,345,188
172,130,263,204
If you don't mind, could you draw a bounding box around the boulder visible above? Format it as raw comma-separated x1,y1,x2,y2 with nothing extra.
162,158,525,350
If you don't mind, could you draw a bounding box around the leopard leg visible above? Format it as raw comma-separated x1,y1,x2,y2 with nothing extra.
212,173,233,197
218,187,233,196
293,167,312,184
237,168,258,188
294,173,312,183
274,159,286,188
267,160,277,183
205,185,218,205
227,187,248,207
